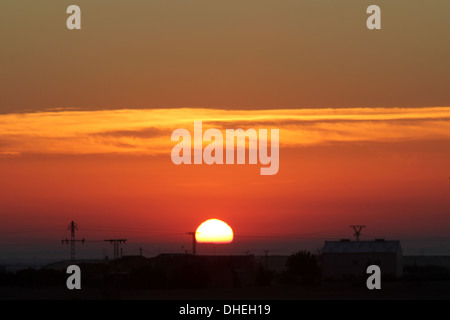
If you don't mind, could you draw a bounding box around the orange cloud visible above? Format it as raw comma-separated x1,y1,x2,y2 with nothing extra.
0,107,449,156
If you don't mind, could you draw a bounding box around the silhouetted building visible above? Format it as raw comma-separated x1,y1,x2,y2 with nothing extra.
322,239,403,279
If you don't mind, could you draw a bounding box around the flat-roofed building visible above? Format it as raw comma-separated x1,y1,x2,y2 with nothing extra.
322,239,403,279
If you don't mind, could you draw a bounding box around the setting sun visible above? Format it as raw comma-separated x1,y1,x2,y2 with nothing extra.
195,219,234,244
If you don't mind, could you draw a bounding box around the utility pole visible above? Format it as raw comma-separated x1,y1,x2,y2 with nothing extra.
104,239,127,259
186,232,196,255
263,250,269,269
61,221,85,263
350,225,366,241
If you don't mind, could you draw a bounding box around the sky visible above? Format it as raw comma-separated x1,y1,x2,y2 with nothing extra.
1,107,449,261
0,1,449,263
1,0,449,112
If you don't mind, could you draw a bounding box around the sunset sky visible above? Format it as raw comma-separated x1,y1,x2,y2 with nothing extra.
0,1,449,262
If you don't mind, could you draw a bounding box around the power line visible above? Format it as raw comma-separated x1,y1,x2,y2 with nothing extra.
0,227,62,234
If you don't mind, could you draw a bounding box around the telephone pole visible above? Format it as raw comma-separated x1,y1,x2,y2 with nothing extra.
350,225,366,241
263,250,269,269
104,239,127,259
61,221,85,263
186,232,196,255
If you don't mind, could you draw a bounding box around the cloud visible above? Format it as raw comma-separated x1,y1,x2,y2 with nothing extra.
205,117,450,129
0,107,449,156
92,127,169,139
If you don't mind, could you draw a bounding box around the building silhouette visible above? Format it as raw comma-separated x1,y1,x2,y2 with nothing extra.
322,239,403,279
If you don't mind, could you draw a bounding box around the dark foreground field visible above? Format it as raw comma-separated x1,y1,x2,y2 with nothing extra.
1,280,449,300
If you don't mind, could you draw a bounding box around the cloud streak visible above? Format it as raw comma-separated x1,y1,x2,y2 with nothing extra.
0,107,449,156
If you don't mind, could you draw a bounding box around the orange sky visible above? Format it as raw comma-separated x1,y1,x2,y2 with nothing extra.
0,107,449,259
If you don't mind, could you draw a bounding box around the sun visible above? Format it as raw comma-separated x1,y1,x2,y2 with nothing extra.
195,219,234,243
